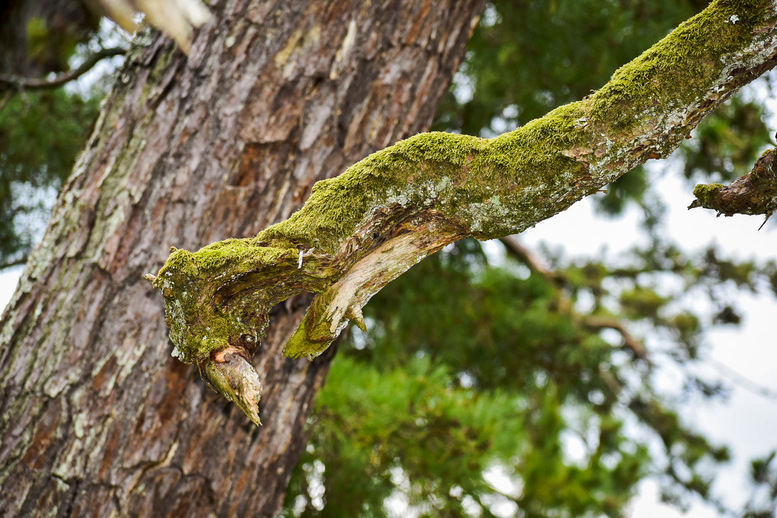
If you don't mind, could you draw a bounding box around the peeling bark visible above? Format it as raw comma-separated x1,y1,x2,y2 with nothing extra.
0,0,484,515
152,0,777,423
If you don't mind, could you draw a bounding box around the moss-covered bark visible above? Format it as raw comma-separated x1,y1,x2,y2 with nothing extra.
153,0,777,424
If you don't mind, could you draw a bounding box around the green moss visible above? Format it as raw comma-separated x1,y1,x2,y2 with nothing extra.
260,132,488,252
283,290,341,359
692,183,724,206
152,239,303,363
591,0,764,133
262,111,602,250
134,45,178,107
156,102,627,361
196,239,293,276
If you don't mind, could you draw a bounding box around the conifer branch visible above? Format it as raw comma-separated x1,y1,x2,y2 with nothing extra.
500,236,649,362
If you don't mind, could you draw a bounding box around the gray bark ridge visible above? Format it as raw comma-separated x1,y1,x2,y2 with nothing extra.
152,0,777,424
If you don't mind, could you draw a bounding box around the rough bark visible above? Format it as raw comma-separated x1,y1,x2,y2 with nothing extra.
151,0,777,424
0,1,484,516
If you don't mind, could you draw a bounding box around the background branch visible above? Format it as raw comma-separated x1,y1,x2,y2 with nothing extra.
0,47,126,92
499,235,562,282
500,235,649,362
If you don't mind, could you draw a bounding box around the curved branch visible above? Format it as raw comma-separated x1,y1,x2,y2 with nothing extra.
583,316,649,362
705,355,777,400
150,0,777,424
0,47,126,91
500,236,648,361
0,257,28,271
499,235,562,283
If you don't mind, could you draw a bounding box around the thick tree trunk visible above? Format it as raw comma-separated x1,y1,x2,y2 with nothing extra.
0,1,484,516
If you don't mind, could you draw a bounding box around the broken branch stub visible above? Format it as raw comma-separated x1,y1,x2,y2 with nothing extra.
689,147,777,227
151,0,777,424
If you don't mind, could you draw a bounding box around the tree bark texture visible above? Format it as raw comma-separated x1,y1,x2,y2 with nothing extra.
690,147,777,221
0,1,484,516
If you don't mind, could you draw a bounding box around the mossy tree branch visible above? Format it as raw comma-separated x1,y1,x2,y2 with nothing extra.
149,0,777,425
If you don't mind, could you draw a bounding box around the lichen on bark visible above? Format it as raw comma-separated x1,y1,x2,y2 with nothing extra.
151,0,777,424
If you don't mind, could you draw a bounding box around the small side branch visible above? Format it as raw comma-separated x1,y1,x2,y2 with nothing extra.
583,316,649,362
0,257,28,271
0,47,127,92
499,235,561,283
689,148,777,228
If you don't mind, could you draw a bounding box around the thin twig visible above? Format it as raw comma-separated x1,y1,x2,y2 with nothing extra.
499,235,561,282
0,91,12,114
705,355,777,401
0,47,126,91
583,316,649,361
0,256,28,271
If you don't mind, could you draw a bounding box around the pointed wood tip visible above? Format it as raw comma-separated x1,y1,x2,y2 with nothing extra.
346,305,368,332
201,346,263,426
